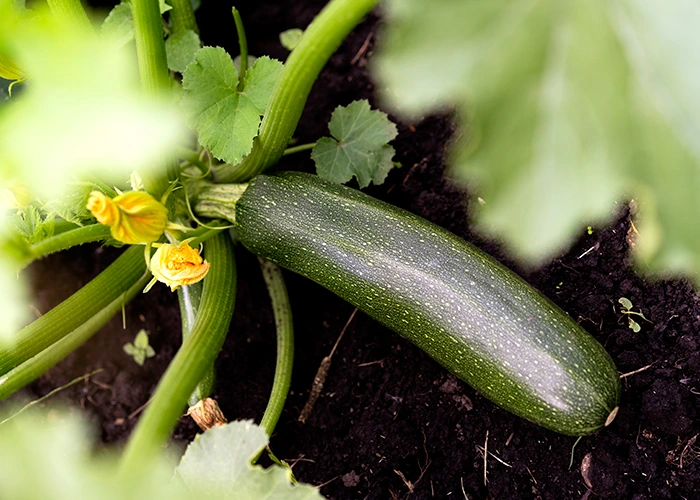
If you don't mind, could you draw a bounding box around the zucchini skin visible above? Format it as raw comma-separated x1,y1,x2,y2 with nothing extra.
236,172,620,435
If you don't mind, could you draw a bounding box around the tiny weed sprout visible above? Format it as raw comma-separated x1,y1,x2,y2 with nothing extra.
618,297,651,333
123,329,156,366
1,0,699,497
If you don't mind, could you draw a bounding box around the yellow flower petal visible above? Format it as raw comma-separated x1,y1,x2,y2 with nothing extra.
87,191,119,226
150,241,210,291
87,190,168,244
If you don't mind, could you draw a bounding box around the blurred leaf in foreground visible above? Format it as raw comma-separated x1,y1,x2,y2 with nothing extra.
0,1,186,338
374,0,700,281
0,407,182,500
175,420,324,499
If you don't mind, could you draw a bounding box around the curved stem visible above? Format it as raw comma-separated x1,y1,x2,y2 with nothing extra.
27,224,111,264
257,258,294,437
169,0,199,35
131,0,178,195
282,142,317,156
177,282,215,406
45,0,93,33
232,7,248,88
0,246,146,375
214,0,378,183
119,233,236,474
0,274,149,402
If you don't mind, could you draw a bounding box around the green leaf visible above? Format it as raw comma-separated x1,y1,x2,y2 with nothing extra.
124,330,155,366
0,407,186,500
175,420,324,499
629,318,641,333
311,100,398,188
43,180,116,226
373,0,700,278
159,0,172,14
618,297,633,311
101,3,133,47
279,29,303,51
8,205,53,245
181,48,283,165
165,30,201,73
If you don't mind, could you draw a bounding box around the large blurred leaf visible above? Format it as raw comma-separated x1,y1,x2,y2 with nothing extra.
0,407,183,500
0,1,185,337
175,420,324,499
374,0,700,279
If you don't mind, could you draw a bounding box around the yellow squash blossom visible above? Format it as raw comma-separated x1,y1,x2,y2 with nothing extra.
149,241,210,291
87,190,168,244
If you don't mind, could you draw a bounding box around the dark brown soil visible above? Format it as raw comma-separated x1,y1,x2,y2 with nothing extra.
10,1,700,499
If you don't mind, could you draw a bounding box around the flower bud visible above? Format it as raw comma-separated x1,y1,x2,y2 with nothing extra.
87,190,168,244
150,241,210,291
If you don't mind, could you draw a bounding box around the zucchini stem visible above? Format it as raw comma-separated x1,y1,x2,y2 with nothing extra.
169,0,199,35
0,274,149,402
257,258,294,437
119,233,236,474
131,0,179,195
45,0,93,33
26,224,112,266
0,246,146,375
214,0,379,182
232,7,249,89
177,282,215,406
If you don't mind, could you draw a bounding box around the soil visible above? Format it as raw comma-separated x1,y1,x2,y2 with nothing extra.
10,1,700,499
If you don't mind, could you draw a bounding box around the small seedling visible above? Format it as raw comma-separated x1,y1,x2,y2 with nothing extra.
618,297,650,333
123,329,156,366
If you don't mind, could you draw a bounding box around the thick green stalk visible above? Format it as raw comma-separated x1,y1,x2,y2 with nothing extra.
119,234,236,473
169,0,199,35
0,275,149,402
0,246,146,375
177,282,215,406
27,224,111,264
214,0,379,182
257,258,294,437
45,0,93,32
131,0,177,195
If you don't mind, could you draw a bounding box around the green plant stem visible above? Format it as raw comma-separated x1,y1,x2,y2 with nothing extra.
45,0,93,32
214,0,379,182
119,233,236,474
282,142,317,156
131,0,178,195
177,282,215,406
27,224,111,264
177,147,209,170
0,246,146,375
232,7,248,88
0,276,148,403
169,0,199,35
257,258,294,437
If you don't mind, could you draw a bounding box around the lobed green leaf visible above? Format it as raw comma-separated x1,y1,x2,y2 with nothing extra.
181,48,283,165
312,100,398,188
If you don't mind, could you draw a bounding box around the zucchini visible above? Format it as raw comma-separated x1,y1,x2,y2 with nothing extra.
235,172,620,435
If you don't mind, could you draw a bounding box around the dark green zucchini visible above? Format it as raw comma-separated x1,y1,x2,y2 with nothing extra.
235,172,620,435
